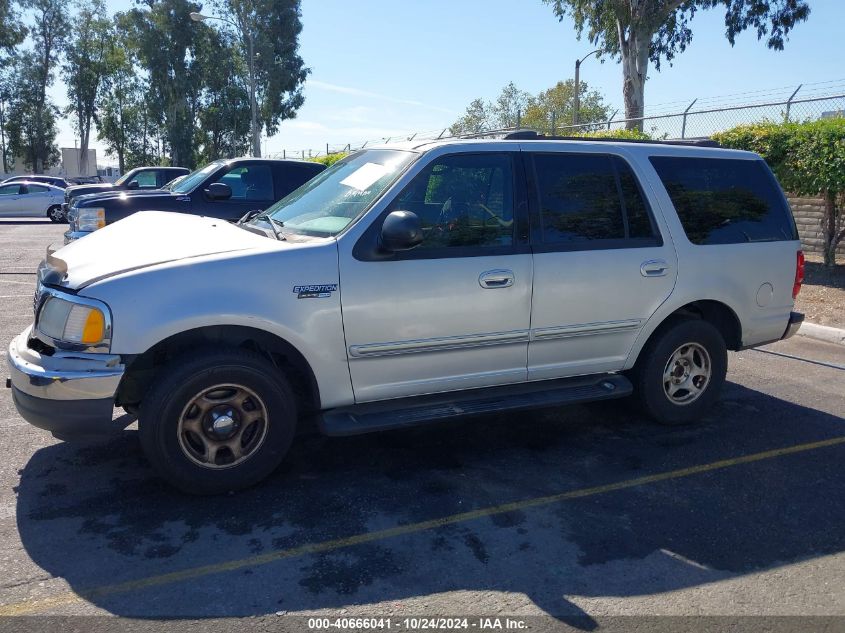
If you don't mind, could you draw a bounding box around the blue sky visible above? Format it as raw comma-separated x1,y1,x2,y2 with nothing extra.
50,0,845,164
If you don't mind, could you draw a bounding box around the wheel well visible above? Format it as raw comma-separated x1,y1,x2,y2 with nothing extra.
116,326,320,415
659,300,742,351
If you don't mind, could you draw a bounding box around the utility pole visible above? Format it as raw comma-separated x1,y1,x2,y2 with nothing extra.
573,49,601,126
191,11,261,157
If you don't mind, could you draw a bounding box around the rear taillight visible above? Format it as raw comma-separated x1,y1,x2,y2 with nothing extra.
792,250,805,299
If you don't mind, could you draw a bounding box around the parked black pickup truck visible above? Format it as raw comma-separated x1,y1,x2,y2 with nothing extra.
64,158,325,243
61,166,190,222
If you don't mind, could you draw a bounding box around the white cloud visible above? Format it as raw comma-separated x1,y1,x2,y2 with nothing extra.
309,79,454,115
285,120,330,131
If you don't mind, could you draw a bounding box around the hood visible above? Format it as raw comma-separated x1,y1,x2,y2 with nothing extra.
50,211,275,289
67,183,117,197
74,188,174,206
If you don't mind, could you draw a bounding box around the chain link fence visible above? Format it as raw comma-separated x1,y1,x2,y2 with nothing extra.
554,93,845,139
269,90,845,159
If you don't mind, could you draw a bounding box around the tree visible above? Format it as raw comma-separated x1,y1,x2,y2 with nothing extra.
97,49,143,173
20,0,68,172
544,0,810,129
451,80,611,135
62,0,114,175
0,70,14,173
193,29,251,162
124,0,208,168
714,119,845,267
492,82,531,129
6,52,61,171
450,98,494,136
0,0,26,54
450,83,532,136
521,79,610,132
211,0,309,157
0,0,25,174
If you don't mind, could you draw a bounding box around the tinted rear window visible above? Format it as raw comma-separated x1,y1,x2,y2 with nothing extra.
532,153,657,244
649,156,797,245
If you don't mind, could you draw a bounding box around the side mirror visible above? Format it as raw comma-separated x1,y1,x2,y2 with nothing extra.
126,180,140,190
205,182,232,201
380,210,423,252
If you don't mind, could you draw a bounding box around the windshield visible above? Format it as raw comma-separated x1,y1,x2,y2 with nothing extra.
170,161,223,194
261,149,416,237
162,175,186,191
114,168,140,186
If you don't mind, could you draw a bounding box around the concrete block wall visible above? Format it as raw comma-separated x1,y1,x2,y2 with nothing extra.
786,194,845,256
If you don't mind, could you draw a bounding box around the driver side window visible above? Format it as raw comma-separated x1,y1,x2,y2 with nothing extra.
389,153,514,249
132,171,158,189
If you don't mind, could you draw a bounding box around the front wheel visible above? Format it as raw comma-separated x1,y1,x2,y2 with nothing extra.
629,319,727,426
47,205,65,223
139,348,297,494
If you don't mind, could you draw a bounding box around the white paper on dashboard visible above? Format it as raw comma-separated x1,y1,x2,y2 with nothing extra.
339,162,389,191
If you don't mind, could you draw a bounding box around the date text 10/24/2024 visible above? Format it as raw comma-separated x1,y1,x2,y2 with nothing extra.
307,617,528,630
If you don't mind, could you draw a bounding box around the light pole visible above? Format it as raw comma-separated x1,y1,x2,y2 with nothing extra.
190,11,261,157
573,49,601,127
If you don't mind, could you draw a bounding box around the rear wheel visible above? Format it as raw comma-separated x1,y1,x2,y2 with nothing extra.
629,318,727,425
47,205,65,223
139,348,297,494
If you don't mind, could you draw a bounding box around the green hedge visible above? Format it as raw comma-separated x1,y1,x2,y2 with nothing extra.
568,128,652,140
311,153,348,167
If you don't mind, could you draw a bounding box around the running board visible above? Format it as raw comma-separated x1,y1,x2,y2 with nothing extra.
319,374,632,437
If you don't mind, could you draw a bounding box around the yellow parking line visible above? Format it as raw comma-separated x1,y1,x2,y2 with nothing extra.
2,435,844,616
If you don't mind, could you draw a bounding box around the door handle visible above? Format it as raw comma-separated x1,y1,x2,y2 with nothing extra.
640,259,669,277
479,269,514,289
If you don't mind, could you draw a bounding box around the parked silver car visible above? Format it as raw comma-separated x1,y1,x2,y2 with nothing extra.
0,181,66,222
7,135,805,493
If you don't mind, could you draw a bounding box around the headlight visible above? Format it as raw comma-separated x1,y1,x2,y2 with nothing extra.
37,294,108,345
77,207,106,232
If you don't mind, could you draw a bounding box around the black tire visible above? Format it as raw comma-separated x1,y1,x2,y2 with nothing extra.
628,318,727,426
47,205,64,223
139,348,297,494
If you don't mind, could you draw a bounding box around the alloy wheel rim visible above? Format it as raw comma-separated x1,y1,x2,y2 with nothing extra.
177,383,269,469
662,342,712,406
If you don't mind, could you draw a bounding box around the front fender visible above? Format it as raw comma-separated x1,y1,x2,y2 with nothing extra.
82,242,354,409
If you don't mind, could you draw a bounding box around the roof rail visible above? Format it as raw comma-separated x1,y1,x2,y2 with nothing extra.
502,130,721,148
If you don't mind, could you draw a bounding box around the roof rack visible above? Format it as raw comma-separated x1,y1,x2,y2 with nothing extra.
502,130,721,148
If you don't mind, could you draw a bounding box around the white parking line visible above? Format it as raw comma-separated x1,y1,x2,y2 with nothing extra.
0,279,33,285
0,295,30,298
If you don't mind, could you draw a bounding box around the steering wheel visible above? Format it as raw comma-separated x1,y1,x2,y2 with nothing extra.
476,203,513,228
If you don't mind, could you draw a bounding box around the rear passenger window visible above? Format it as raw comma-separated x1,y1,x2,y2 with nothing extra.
649,157,797,245
280,164,319,196
532,153,656,245
215,165,274,201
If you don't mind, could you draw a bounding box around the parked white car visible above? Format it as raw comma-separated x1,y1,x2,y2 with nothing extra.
0,181,66,222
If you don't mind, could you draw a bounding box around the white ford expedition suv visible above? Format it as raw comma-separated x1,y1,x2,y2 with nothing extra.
7,135,805,493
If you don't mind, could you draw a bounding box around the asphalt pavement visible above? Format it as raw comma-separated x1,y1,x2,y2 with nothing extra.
0,218,844,631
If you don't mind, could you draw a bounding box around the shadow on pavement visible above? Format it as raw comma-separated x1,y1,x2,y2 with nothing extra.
13,381,845,623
